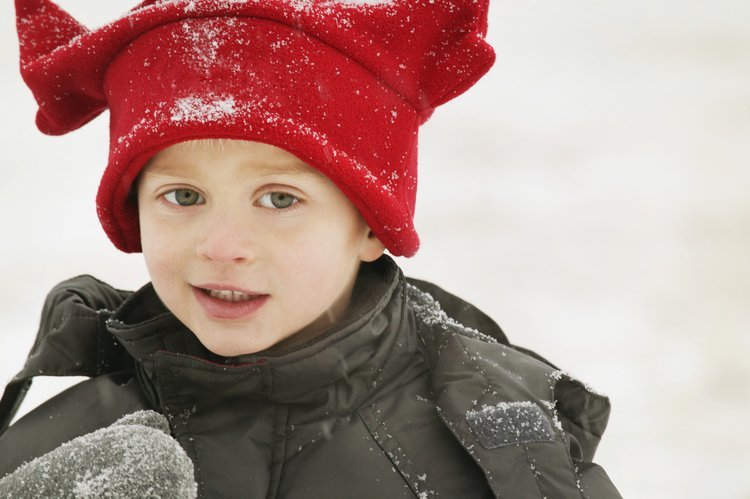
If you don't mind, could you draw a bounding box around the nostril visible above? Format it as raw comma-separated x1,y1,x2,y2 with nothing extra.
194,218,256,264
195,238,253,264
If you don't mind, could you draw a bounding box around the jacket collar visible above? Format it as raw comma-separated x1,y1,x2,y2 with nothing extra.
105,256,417,416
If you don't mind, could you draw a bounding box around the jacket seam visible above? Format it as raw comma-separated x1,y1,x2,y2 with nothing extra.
355,404,421,497
96,312,107,376
520,444,545,498
561,438,588,499
159,363,204,496
356,281,408,411
266,404,288,499
450,333,500,491
452,333,493,412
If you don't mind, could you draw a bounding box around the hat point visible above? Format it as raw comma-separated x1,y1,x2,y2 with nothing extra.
15,0,88,65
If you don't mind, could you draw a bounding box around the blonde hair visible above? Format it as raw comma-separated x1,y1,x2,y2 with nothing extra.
181,138,267,152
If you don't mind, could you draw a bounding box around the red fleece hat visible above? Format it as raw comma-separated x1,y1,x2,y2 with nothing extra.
15,0,495,257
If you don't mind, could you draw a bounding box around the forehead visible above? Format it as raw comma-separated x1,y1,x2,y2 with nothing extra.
143,139,323,178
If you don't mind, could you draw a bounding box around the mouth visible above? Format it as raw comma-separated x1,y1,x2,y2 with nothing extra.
199,288,260,303
192,285,269,320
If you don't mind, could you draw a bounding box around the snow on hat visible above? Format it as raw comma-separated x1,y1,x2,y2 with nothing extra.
15,0,495,257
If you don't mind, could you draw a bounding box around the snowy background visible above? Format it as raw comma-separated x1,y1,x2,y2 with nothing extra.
1,1,749,498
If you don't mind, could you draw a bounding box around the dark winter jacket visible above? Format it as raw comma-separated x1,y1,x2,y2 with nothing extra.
0,256,620,498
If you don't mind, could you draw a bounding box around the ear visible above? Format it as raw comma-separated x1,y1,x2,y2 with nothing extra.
359,229,386,263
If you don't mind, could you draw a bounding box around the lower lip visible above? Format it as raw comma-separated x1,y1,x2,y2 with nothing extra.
192,287,269,320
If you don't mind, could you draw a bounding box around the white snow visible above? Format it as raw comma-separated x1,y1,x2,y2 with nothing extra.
467,401,556,446
73,467,116,497
2,1,749,499
407,283,498,345
289,0,395,12
170,95,237,123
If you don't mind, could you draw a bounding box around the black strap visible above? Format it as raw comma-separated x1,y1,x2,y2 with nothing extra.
0,378,33,436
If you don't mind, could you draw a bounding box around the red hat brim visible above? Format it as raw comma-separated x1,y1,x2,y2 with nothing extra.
96,16,420,255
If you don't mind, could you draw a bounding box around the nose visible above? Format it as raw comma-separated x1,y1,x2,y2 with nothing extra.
194,213,256,264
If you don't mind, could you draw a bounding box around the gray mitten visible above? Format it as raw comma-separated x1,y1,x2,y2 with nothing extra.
0,410,197,498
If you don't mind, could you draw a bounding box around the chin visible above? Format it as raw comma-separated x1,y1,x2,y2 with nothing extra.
188,321,272,357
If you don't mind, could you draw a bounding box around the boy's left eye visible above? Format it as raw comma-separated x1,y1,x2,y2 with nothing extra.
163,189,205,206
258,192,299,210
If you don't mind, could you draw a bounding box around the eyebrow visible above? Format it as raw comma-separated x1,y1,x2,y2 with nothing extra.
144,159,323,179
251,161,323,178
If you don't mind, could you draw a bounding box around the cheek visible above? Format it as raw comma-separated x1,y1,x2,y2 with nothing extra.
273,228,360,298
281,220,360,269
141,243,173,289
140,221,187,314
268,238,329,289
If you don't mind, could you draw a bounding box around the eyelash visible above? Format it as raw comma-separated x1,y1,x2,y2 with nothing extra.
162,188,205,207
257,192,301,211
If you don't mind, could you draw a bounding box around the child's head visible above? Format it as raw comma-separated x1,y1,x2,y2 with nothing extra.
15,0,495,353
137,138,384,355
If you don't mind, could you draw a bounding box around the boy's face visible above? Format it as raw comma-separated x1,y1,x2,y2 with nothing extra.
137,139,385,356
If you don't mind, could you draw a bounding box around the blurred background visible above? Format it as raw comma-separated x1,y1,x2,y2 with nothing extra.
1,1,748,497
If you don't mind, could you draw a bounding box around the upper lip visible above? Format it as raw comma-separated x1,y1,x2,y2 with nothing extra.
193,284,267,296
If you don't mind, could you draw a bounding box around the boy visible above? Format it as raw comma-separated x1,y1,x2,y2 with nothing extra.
1,0,621,497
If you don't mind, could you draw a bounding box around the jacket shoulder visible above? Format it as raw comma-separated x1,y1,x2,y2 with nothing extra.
405,279,611,456
0,275,136,433
18,274,134,380
406,276,510,345
405,280,621,498
0,372,150,478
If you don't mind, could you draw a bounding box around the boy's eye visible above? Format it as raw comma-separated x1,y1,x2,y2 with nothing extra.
163,189,204,206
258,192,299,210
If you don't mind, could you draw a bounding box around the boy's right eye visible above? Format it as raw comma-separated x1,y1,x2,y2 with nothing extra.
163,189,205,206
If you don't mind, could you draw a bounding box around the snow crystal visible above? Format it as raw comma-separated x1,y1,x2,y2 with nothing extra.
336,0,394,5
407,284,498,345
117,117,149,144
320,421,334,441
289,0,395,12
540,400,564,433
171,95,237,122
549,369,607,398
73,467,116,497
176,20,228,71
466,401,555,449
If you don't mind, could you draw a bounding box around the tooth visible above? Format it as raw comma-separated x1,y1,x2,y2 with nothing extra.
207,289,252,302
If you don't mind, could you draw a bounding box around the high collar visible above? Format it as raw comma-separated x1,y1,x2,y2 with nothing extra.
105,256,420,417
